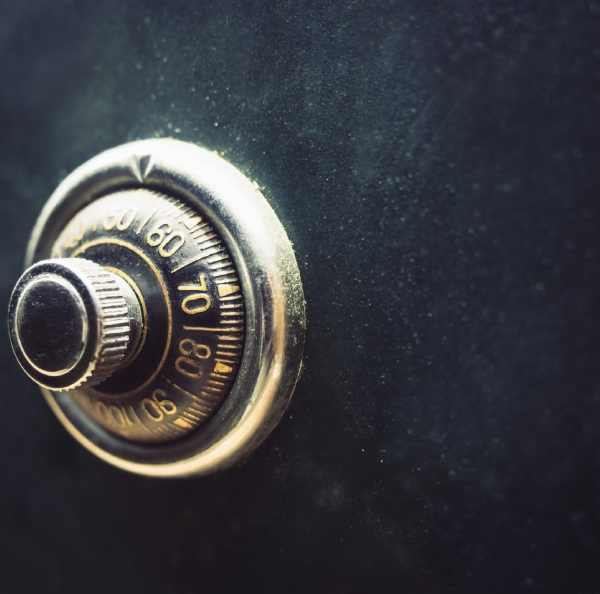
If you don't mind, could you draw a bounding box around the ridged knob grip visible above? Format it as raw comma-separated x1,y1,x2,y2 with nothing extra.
8,258,143,392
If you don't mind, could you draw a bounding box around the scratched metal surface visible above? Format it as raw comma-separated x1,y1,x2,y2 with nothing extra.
0,1,599,592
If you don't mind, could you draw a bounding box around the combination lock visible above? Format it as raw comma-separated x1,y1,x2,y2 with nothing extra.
7,139,305,477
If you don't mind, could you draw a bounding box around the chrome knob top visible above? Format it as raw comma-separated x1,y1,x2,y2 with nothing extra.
8,258,143,392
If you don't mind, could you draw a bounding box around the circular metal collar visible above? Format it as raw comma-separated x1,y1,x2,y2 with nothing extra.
26,138,306,477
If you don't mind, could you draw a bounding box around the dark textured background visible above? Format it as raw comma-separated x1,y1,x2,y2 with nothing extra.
0,1,599,592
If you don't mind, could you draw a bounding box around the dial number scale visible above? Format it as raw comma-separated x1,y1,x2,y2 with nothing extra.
52,190,245,443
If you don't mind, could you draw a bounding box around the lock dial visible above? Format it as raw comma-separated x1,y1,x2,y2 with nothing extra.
8,139,305,477
48,189,245,443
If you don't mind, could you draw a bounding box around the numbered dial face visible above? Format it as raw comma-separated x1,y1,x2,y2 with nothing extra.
51,190,245,443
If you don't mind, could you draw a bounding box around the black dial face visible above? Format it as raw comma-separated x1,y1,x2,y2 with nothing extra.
51,189,245,443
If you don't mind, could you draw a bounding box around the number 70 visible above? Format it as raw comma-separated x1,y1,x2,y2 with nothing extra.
178,272,212,315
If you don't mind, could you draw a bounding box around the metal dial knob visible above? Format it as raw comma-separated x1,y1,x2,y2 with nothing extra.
8,258,143,392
